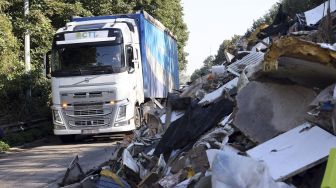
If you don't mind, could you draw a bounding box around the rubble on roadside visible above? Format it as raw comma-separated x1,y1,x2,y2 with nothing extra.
60,1,336,187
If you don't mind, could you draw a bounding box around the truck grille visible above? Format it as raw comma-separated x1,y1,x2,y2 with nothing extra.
69,119,107,127
62,103,115,129
73,103,104,116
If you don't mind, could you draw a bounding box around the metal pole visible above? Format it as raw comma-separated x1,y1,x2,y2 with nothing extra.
24,0,31,73
24,0,31,103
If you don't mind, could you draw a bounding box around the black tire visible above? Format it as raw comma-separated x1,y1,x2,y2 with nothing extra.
134,105,142,129
59,135,76,143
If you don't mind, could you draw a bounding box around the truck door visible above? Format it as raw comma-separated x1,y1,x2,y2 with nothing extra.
126,45,144,104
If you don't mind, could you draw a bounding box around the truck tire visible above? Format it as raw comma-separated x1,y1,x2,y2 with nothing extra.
59,135,76,143
134,106,142,129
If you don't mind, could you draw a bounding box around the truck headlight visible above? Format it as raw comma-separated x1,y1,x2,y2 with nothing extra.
114,120,130,127
52,109,64,125
117,105,127,120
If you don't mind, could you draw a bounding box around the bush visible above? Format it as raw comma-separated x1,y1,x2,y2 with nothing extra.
3,122,53,146
0,141,10,152
0,70,51,122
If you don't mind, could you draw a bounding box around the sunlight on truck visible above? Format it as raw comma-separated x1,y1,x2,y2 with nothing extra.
44,11,179,143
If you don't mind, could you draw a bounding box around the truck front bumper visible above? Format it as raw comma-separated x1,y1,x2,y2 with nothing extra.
54,121,135,135
52,98,136,135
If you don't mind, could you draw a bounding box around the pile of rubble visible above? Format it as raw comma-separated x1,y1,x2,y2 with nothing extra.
60,1,336,188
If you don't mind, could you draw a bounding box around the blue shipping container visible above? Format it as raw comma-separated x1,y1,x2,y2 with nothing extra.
73,11,179,98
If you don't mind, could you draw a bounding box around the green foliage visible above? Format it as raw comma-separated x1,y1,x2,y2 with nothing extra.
80,0,135,15
0,70,51,121
0,141,10,152
190,55,214,82
0,13,21,75
282,0,325,17
212,35,240,66
2,123,53,146
248,0,326,34
190,66,209,83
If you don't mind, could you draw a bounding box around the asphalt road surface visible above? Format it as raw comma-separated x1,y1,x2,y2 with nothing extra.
0,136,123,188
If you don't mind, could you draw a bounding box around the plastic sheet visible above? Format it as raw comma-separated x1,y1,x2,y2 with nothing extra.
207,149,294,188
122,149,139,173
154,99,234,156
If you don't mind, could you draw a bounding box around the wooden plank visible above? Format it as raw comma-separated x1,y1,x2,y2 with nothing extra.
247,123,336,181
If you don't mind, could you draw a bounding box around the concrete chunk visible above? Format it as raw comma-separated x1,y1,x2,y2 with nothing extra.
234,81,316,143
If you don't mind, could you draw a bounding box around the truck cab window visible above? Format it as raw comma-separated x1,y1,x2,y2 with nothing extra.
126,46,134,68
51,43,126,76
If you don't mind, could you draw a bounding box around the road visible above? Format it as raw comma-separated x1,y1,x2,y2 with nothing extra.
0,136,122,188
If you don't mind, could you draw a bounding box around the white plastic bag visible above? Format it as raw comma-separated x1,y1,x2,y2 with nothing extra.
207,149,295,188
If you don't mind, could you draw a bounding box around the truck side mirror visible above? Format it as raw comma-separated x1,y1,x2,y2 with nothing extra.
126,46,134,69
44,51,51,79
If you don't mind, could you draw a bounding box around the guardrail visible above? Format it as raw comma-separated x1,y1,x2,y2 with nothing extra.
0,117,51,135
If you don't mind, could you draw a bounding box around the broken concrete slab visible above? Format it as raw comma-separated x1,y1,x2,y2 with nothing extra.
234,81,316,143
247,123,336,181
263,57,336,88
198,77,238,105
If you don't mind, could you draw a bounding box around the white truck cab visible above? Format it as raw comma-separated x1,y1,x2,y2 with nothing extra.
45,12,179,142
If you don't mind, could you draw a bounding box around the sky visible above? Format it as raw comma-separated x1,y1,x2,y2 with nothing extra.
182,0,279,75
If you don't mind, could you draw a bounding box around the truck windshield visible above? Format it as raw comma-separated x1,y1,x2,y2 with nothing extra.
52,43,125,77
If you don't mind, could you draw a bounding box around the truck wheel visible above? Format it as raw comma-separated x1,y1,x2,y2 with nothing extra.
59,135,76,143
134,106,142,129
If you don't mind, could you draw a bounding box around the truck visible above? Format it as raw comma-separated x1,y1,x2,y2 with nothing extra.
45,11,179,143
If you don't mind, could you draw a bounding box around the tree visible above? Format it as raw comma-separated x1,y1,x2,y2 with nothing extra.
212,35,240,66
282,0,325,17
247,0,326,34
190,66,209,83
2,0,188,72
190,55,214,82
0,13,21,76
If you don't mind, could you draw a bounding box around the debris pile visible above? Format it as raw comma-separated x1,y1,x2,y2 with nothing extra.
61,1,336,187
